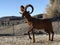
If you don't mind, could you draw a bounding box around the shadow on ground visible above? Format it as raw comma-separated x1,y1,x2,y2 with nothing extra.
0,34,14,36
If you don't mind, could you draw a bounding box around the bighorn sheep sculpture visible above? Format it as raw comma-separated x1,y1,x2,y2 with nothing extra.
20,4,54,43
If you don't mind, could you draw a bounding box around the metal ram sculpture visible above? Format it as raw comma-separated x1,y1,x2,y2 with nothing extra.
20,4,54,43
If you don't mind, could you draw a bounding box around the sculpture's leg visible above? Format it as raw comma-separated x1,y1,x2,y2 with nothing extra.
28,28,33,39
48,32,51,41
45,29,51,41
32,30,35,43
51,31,54,41
28,31,32,39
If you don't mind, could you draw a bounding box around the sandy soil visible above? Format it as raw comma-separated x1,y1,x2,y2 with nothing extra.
0,34,60,45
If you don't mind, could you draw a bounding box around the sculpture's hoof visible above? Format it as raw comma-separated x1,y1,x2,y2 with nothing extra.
33,40,35,43
33,41,35,43
50,39,53,41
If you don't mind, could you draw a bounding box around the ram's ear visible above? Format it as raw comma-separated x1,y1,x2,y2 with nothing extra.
20,5,25,13
25,4,34,14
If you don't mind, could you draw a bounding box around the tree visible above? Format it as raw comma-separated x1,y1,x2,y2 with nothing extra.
50,0,55,4
45,0,60,18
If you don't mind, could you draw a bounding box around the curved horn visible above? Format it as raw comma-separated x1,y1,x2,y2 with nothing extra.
25,4,34,14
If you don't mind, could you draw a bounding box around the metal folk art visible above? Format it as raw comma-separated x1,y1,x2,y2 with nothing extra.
20,4,54,43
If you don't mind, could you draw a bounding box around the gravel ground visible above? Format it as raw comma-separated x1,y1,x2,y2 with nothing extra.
0,34,60,45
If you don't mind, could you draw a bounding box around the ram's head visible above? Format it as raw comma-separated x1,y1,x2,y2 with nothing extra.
20,4,34,17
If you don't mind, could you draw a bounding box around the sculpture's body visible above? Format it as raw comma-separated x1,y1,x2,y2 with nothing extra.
20,4,54,43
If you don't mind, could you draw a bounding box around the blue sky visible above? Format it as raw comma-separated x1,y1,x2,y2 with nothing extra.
0,0,49,17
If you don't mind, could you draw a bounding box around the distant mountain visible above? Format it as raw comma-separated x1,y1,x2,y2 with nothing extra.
33,14,43,18
0,16,23,21
32,14,60,22
0,16,24,26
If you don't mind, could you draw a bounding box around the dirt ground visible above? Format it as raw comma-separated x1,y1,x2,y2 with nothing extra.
0,34,60,45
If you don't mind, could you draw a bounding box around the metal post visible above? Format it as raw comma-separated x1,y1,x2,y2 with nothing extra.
12,22,15,36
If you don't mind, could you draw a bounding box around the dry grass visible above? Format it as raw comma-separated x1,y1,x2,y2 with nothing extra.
0,34,60,45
